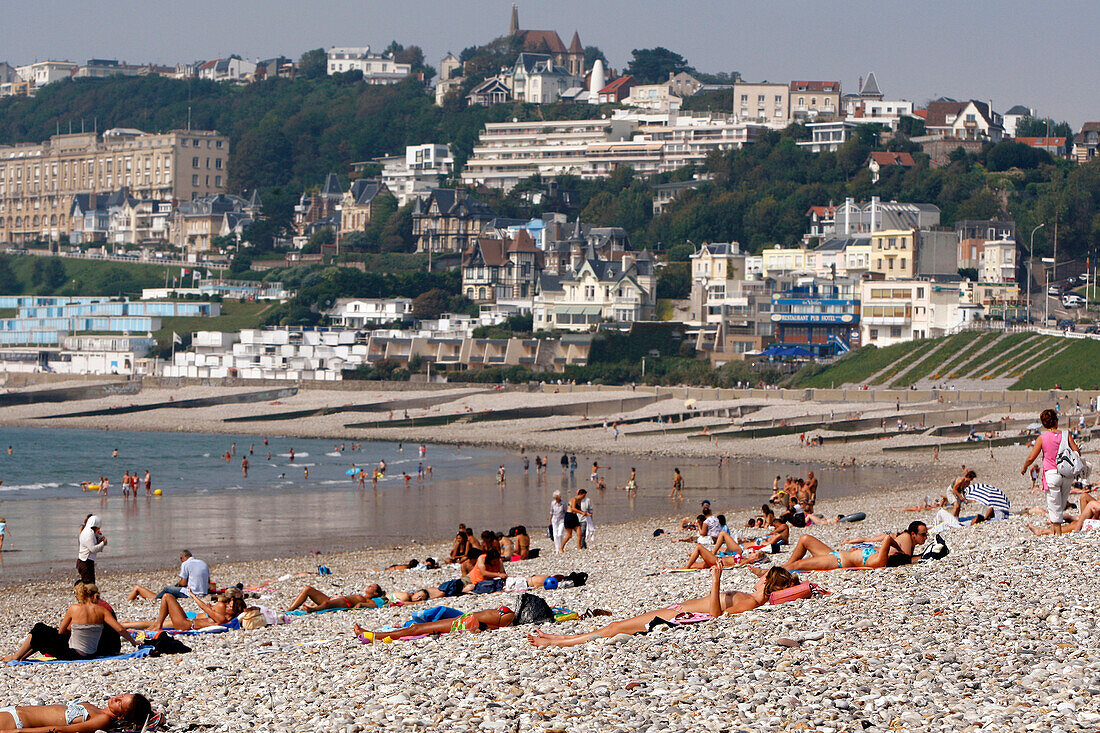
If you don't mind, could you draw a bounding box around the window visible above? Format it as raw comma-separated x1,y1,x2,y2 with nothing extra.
192,157,199,168
869,329,878,340
192,175,199,186
900,258,906,269
890,327,902,338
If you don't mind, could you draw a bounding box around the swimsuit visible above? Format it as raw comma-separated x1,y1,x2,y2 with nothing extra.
0,701,87,729
66,701,90,724
0,706,22,728
830,547,874,568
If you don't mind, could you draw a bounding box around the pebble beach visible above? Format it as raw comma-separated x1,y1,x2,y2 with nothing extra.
1,384,1098,731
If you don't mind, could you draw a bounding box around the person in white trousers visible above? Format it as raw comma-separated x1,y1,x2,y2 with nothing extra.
1021,408,1081,536
549,491,566,552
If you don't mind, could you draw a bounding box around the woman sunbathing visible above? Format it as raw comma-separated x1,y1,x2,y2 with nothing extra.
527,565,800,648
676,543,764,569
0,694,152,733
124,587,246,632
284,583,386,612
754,523,926,573
354,606,516,643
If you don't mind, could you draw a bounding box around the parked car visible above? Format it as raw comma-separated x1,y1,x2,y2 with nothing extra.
1062,294,1086,308
1049,285,1065,296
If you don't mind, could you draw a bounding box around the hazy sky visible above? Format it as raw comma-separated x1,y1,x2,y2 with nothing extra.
2,0,1097,127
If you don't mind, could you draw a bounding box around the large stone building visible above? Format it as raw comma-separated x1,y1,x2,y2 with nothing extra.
0,128,228,244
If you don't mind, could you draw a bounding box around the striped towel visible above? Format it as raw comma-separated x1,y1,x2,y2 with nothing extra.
964,483,1011,517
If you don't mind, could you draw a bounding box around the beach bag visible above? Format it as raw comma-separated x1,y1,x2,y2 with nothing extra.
513,593,555,625
1056,431,1086,478
238,607,268,630
768,582,828,606
408,606,462,625
147,633,191,656
920,533,950,561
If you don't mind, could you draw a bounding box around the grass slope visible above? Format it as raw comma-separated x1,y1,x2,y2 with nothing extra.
891,331,984,387
6,255,184,296
1011,339,1100,390
792,340,927,388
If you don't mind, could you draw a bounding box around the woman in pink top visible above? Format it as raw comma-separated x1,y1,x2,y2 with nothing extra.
1021,408,1081,534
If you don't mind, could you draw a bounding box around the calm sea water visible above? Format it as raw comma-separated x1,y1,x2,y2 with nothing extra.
0,426,907,584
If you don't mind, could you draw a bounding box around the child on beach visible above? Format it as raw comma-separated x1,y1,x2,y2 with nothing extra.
0,517,7,551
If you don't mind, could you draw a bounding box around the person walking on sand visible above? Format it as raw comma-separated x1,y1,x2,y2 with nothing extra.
670,468,684,499
1021,408,1081,536
549,491,567,553
0,517,8,551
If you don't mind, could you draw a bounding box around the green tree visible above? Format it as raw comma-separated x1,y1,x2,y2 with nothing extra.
298,48,327,79
0,256,17,293
624,47,694,84
412,287,451,318
1015,116,1073,140
583,46,608,70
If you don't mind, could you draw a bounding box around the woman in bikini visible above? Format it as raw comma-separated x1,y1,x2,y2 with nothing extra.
125,587,247,632
527,565,800,648
0,694,151,733
751,523,927,573
283,583,386,613
354,606,516,643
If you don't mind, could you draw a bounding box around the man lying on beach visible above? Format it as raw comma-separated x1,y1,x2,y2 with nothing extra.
754,522,927,572
902,496,950,511
382,558,440,571
284,583,387,612
527,565,802,648
354,605,517,643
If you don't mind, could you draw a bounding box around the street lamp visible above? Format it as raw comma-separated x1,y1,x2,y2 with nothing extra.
1043,257,1054,327
1027,223,1046,325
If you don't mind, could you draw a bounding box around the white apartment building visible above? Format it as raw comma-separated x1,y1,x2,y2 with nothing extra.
376,144,453,206
463,112,766,190
845,98,915,128
326,47,412,84
859,280,967,347
16,61,78,88
460,119,631,192
623,83,682,112
0,128,228,244
325,298,413,328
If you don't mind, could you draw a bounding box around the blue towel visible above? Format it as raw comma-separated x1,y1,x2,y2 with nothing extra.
7,646,153,666
406,606,462,626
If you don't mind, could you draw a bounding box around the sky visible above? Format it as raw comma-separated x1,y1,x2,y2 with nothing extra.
2,0,1097,128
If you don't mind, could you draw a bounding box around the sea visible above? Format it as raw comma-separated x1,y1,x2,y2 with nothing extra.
0,425,907,584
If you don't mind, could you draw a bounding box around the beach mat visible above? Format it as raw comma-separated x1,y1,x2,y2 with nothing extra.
7,646,153,666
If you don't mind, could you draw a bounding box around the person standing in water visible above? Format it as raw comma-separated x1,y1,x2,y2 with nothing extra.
241,457,249,478
670,468,684,499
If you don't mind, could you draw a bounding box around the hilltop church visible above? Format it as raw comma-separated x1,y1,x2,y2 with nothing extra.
509,4,585,77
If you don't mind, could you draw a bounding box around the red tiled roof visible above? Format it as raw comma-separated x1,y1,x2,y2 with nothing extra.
517,30,567,55
1015,137,1066,146
789,80,840,93
869,151,916,167
912,109,928,119
599,75,633,95
806,206,836,218
1081,122,1100,133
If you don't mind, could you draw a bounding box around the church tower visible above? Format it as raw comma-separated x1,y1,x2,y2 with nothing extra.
510,4,519,36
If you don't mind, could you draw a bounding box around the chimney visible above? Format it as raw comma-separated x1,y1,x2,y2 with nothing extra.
870,196,880,233
843,197,853,235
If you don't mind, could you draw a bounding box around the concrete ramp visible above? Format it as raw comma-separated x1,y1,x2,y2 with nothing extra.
40,387,299,419
0,380,141,407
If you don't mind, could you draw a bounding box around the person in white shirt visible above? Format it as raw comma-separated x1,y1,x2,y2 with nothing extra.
127,550,212,601
77,515,106,584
